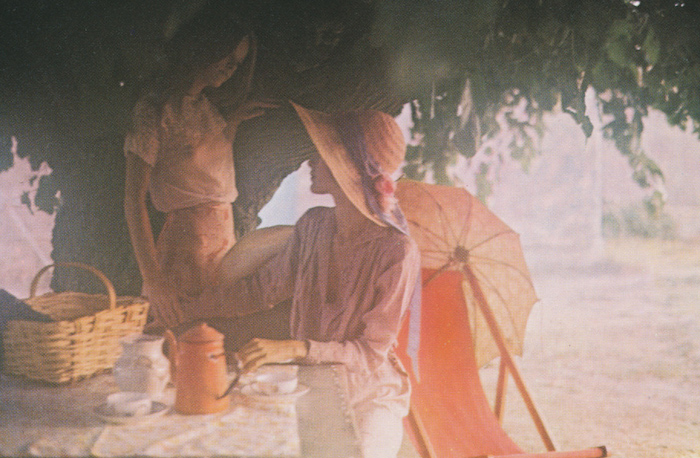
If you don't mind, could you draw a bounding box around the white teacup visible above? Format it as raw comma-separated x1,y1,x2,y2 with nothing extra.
254,371,298,395
107,392,152,417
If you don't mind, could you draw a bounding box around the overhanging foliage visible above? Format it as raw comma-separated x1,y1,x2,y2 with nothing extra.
0,0,698,291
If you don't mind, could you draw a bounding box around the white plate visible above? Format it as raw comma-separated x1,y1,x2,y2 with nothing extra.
240,383,310,402
94,401,169,424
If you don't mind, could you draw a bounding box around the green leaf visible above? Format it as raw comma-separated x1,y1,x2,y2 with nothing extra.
643,191,666,217
644,157,664,179
642,27,660,67
607,18,636,41
0,140,13,172
605,18,637,72
606,38,633,69
35,175,61,215
581,115,594,137
21,192,32,213
632,169,649,188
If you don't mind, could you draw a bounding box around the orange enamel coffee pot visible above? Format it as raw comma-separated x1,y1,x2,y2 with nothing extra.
164,323,230,414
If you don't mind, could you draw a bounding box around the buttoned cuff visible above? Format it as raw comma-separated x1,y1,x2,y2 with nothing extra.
303,340,323,364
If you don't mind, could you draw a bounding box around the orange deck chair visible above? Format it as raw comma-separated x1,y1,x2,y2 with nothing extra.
395,268,607,458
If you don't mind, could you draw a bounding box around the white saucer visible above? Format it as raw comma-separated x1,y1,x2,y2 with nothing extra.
94,401,169,424
240,383,310,402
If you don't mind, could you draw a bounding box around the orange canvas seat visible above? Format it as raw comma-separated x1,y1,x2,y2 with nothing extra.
396,269,606,458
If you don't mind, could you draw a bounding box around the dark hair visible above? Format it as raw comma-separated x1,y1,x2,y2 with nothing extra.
164,6,251,90
138,3,255,113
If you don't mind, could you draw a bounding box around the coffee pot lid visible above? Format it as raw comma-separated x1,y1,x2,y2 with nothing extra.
179,323,223,343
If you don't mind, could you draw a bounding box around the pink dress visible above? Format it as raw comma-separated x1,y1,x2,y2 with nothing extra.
124,93,236,321
235,206,421,454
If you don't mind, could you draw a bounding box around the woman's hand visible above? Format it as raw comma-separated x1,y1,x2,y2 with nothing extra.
236,338,308,373
224,100,279,141
142,277,183,329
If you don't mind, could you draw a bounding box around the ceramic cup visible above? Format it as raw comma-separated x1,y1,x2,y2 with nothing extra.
254,371,298,395
107,392,152,417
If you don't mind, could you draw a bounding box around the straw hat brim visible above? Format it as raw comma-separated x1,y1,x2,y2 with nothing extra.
291,102,385,227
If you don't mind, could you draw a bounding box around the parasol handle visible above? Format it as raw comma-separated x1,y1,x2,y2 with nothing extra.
463,265,556,452
494,357,509,423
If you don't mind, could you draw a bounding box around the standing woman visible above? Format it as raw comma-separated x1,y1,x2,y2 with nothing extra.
221,103,421,458
124,10,265,331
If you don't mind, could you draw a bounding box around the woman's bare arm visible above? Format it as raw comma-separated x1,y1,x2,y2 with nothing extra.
124,151,183,327
124,152,158,283
219,225,294,284
222,100,280,143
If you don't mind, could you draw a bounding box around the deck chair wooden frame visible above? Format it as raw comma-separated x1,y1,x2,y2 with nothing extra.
397,267,607,458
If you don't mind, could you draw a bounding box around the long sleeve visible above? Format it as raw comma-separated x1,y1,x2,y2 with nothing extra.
303,238,421,376
231,207,417,413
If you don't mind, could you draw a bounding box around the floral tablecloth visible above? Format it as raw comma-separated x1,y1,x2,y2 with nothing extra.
0,364,359,458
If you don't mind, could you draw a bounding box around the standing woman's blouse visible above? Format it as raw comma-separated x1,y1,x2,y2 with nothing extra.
123,93,237,212
239,206,421,416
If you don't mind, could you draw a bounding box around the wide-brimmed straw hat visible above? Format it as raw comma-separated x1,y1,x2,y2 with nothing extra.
292,102,408,233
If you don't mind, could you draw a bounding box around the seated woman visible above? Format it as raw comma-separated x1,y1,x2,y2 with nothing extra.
219,103,421,458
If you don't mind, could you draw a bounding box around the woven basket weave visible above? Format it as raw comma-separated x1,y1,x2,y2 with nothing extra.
3,262,149,384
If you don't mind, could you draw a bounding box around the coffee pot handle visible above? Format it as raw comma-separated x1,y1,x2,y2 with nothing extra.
163,329,178,380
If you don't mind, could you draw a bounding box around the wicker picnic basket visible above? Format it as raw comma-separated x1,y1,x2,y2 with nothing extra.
3,262,149,384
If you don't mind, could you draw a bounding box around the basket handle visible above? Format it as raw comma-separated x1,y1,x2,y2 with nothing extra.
29,262,118,310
